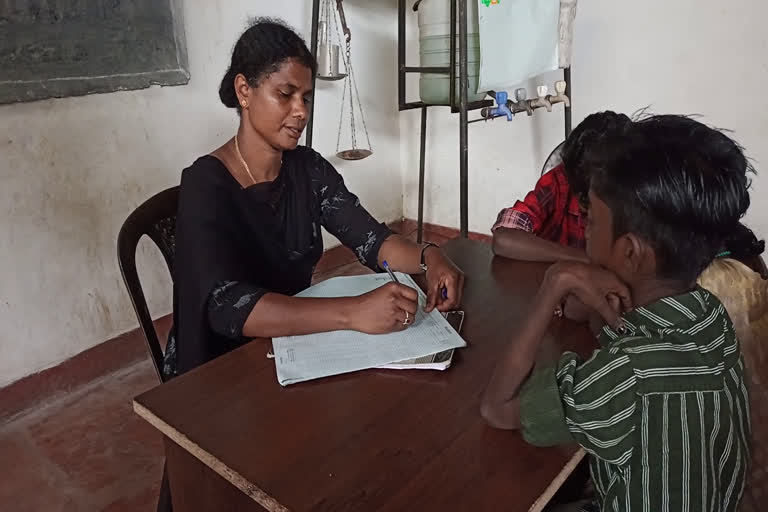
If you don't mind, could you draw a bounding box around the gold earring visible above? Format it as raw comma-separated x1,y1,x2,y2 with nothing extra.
241,100,247,108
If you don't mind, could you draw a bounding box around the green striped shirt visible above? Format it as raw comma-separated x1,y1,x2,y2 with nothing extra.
520,287,751,511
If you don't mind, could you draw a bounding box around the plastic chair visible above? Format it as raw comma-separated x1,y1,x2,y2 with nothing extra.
117,186,178,382
117,186,179,512
541,140,565,176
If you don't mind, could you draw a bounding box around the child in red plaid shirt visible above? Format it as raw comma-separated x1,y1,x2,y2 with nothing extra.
492,112,631,263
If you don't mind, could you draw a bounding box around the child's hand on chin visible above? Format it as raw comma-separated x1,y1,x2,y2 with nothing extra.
553,294,590,322
544,262,632,331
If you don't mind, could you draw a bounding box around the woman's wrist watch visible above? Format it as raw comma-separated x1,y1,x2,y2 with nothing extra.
419,242,439,273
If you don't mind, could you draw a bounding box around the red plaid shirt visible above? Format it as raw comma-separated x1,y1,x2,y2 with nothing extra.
492,164,586,249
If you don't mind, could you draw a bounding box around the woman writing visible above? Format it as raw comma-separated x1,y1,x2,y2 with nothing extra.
165,19,464,377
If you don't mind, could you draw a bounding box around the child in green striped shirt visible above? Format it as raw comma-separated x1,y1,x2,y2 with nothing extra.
482,114,752,511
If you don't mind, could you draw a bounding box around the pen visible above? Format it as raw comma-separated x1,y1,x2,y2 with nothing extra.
381,260,400,284
383,261,450,300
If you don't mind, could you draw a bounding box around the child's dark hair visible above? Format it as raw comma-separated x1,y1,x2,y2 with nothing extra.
723,222,765,261
561,111,632,202
589,114,753,284
219,18,316,112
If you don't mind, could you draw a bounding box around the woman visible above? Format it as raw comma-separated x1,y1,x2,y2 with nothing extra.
164,19,464,377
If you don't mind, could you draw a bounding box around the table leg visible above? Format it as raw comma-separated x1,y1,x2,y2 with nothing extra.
164,437,266,511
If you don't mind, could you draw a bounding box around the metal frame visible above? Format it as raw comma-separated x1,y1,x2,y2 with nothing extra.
306,0,321,148
307,0,573,239
563,66,572,138
457,0,469,237
399,0,493,239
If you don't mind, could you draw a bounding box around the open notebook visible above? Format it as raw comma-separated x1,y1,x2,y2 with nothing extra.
272,273,467,386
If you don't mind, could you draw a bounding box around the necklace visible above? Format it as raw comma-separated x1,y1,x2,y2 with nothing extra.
233,134,257,186
233,135,283,186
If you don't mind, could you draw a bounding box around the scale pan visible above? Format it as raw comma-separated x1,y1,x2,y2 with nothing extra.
317,72,347,81
336,149,372,160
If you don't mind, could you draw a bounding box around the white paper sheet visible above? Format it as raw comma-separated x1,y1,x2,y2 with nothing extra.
477,0,560,92
272,273,467,386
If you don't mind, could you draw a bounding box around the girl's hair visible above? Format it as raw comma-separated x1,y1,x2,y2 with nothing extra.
219,18,316,112
560,111,632,201
723,222,765,261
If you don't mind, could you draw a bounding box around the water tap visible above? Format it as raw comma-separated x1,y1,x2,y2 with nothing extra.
512,88,533,116
490,91,514,121
547,80,571,108
529,85,552,112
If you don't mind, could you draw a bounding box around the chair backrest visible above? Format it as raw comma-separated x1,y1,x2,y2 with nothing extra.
541,140,566,176
117,186,179,383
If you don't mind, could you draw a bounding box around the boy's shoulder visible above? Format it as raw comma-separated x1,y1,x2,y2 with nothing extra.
599,287,728,343
595,288,741,394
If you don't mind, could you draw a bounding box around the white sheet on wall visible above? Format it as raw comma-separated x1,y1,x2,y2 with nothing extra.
476,0,560,92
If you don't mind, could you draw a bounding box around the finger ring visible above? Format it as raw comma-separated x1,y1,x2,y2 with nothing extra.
403,311,410,326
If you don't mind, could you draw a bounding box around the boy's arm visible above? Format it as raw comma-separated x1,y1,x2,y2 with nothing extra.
492,227,589,263
480,281,562,429
481,263,631,431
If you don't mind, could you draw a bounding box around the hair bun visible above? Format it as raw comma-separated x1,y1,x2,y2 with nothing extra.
218,18,316,112
218,68,239,109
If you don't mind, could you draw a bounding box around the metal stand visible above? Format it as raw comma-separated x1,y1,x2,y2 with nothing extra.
417,106,427,243
457,0,469,238
306,0,321,148
564,67,573,139
307,0,573,240
398,0,491,240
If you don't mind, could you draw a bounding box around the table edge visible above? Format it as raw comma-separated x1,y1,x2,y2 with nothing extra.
133,399,290,512
528,448,587,512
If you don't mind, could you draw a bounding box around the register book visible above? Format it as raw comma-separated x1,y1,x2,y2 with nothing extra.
272,273,467,386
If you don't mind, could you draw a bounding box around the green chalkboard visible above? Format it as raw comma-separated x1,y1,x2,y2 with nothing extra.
0,0,189,104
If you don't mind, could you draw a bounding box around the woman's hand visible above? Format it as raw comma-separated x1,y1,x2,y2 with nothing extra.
424,248,465,312
349,282,419,334
374,236,464,312
545,262,632,330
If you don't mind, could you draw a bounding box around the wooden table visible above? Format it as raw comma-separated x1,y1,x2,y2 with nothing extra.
134,238,596,511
